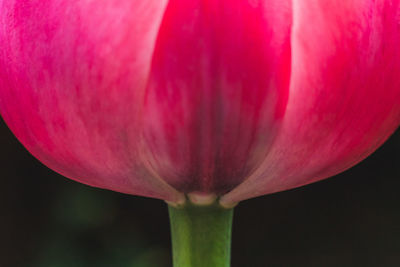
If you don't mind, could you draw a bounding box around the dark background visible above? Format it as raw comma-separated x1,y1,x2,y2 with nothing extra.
1,118,399,267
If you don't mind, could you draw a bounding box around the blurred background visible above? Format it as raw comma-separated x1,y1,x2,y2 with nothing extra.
1,117,400,267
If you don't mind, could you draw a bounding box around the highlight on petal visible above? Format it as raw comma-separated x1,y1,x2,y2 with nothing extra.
0,0,184,202
141,0,292,195
222,0,400,204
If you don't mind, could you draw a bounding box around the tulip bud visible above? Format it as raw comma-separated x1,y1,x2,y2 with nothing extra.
1,1,400,266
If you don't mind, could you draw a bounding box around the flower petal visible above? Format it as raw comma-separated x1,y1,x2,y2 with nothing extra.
222,0,400,204
0,0,184,202
142,0,292,194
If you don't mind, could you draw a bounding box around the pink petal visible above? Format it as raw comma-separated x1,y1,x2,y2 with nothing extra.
222,0,400,204
0,0,184,202
142,0,292,194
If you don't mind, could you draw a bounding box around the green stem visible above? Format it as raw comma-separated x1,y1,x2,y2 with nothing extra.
168,203,234,267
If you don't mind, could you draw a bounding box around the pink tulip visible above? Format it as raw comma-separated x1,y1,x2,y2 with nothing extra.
1,0,400,208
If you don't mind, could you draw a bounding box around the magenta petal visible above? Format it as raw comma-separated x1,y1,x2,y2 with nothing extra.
1,1,400,203
222,0,400,204
0,0,184,202
141,0,292,194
